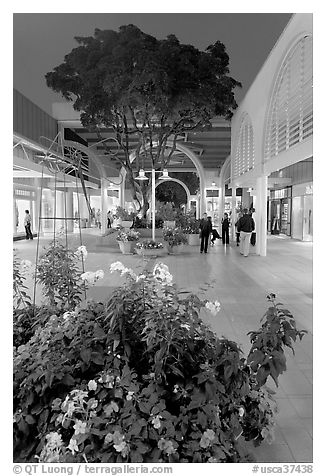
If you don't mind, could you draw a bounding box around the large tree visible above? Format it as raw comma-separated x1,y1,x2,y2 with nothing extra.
46,24,241,216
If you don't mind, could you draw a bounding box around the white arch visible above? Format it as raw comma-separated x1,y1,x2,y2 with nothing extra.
220,155,231,185
154,177,191,206
119,141,206,216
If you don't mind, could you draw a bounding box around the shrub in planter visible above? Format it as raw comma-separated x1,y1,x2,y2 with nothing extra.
115,207,136,222
116,230,140,254
156,202,177,222
163,228,188,251
135,240,165,256
14,263,306,463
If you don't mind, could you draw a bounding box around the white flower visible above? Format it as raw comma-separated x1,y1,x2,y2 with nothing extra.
73,419,87,435
205,300,221,315
151,415,162,429
80,271,96,285
153,262,173,285
88,380,97,391
75,245,88,259
63,311,75,320
180,324,191,331
110,261,126,273
238,407,245,417
20,259,32,272
136,274,146,282
46,431,63,448
95,269,104,280
126,391,134,401
67,437,79,455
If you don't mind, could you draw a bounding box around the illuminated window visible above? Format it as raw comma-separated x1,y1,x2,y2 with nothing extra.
264,35,312,160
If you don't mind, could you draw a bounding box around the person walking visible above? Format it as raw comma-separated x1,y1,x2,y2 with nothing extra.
107,210,112,228
237,208,255,257
95,209,101,229
199,213,212,253
235,212,242,246
24,210,33,240
221,212,230,245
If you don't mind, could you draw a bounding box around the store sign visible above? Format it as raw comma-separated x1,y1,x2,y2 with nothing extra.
305,185,313,195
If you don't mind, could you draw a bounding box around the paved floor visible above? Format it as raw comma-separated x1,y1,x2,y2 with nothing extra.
14,230,313,463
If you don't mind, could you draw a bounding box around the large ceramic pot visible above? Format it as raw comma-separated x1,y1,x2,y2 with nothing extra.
163,220,175,228
120,220,133,229
118,241,133,255
166,243,184,255
136,248,166,257
188,233,200,246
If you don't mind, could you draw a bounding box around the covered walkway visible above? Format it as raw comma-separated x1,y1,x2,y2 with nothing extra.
14,233,312,463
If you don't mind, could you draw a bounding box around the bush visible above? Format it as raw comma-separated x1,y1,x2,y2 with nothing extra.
115,207,136,221
36,241,85,310
156,203,177,221
162,228,188,247
14,264,306,463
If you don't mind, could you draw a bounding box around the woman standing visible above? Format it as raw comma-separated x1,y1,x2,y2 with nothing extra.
221,212,230,245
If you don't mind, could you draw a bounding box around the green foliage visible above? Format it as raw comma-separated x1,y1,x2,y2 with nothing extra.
36,241,84,309
13,253,31,309
155,182,187,207
13,264,306,463
162,228,188,247
45,25,241,216
176,212,200,234
115,207,136,221
156,202,177,221
247,293,307,389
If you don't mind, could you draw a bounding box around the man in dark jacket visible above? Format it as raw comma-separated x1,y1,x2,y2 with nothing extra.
199,213,212,253
237,208,255,257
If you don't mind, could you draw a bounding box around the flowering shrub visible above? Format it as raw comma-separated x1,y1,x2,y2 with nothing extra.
36,241,84,309
115,207,136,221
116,230,140,242
162,228,188,247
135,240,164,250
14,264,306,463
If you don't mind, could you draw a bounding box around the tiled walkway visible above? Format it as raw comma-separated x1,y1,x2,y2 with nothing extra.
14,230,313,463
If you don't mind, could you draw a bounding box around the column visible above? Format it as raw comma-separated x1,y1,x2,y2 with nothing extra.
34,178,42,235
255,175,268,256
218,187,224,232
101,178,109,236
66,190,74,232
231,186,237,241
199,178,205,218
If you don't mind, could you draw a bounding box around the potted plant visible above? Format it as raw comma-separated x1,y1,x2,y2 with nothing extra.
156,202,177,228
135,239,166,257
163,227,188,254
183,218,201,246
116,230,140,254
115,207,136,229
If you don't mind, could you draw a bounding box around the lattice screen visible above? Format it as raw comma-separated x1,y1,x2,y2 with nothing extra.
264,35,313,160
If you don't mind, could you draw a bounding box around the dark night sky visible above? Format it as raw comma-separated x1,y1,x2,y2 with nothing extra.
13,12,292,116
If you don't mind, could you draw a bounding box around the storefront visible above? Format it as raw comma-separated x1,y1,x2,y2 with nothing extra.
268,187,292,236
291,182,313,241
13,186,37,237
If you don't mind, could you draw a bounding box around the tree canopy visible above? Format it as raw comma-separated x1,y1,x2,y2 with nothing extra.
46,24,241,214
